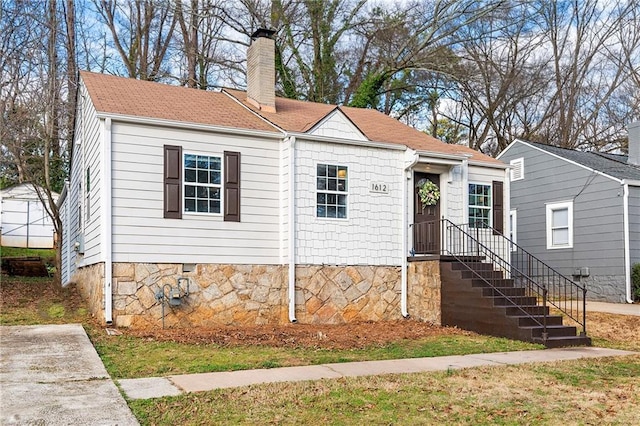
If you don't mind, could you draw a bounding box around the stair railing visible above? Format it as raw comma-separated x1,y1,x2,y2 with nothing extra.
441,219,549,339
441,219,587,338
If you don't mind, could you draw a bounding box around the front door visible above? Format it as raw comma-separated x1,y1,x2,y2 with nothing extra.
413,172,440,254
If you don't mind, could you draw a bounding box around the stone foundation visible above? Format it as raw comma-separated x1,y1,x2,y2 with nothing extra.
575,275,627,303
407,259,441,325
111,263,288,328
72,261,442,328
295,265,402,324
71,263,105,323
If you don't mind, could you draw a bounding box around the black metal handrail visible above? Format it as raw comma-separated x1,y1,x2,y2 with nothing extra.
441,219,587,338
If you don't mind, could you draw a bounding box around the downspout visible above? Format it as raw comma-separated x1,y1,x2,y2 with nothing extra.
401,151,420,318
102,118,113,324
504,168,511,270
622,182,633,303
64,181,71,285
288,135,297,322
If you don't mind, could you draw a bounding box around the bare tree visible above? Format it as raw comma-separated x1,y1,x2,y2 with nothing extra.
94,0,177,80
1,0,78,283
174,0,227,89
445,0,640,154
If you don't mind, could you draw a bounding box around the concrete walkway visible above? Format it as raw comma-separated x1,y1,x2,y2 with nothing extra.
586,301,639,316
118,346,636,400
0,324,139,426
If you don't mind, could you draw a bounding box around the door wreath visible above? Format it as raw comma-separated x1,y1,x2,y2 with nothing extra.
417,178,440,207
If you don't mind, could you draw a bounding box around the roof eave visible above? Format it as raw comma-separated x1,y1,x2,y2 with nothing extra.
94,112,284,139
288,131,406,151
515,139,624,183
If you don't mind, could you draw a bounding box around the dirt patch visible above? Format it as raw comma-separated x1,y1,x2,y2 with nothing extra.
4,274,637,351
585,311,640,350
2,274,472,349
0,274,87,322
127,321,474,350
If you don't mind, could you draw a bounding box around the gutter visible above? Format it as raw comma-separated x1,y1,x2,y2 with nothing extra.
102,118,113,324
289,132,406,151
288,135,297,322
95,112,284,140
401,150,420,318
622,181,633,303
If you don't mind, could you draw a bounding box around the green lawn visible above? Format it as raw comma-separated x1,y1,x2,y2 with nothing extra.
1,246,56,262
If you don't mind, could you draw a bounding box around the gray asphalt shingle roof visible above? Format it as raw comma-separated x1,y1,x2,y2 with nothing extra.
526,141,640,181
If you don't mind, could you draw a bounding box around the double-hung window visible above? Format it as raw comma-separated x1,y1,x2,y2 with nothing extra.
468,183,491,228
184,153,222,214
546,201,573,249
316,164,348,219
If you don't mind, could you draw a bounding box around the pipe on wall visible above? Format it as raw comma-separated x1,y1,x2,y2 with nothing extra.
401,151,419,318
288,135,297,322
622,182,633,303
102,118,113,324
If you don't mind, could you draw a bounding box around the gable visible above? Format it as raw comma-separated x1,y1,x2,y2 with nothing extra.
499,139,640,183
0,183,58,202
308,108,367,141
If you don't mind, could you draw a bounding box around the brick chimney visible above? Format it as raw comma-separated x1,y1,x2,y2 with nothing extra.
629,121,640,166
246,28,276,113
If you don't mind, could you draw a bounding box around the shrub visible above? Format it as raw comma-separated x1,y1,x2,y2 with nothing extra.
632,263,640,302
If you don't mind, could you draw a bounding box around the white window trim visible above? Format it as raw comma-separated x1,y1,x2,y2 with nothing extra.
546,200,573,249
182,151,224,216
510,158,524,181
509,209,517,251
468,182,492,228
315,162,349,220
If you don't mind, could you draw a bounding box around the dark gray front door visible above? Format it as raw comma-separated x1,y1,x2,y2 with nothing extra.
413,172,440,254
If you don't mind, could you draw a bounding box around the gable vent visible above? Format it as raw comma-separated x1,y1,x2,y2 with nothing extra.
510,158,524,181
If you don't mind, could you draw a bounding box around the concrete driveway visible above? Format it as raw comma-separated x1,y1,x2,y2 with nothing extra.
0,324,138,425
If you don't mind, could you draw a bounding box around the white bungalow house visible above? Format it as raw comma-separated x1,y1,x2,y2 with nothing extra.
1,183,58,249
59,30,510,328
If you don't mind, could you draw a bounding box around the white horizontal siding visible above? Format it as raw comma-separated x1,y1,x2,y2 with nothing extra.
280,141,290,263
59,197,70,284
68,82,103,268
468,165,505,183
110,122,282,264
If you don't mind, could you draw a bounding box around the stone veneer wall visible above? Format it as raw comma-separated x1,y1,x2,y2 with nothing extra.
71,263,105,323
294,265,402,324
407,260,441,325
111,263,288,328
74,262,442,328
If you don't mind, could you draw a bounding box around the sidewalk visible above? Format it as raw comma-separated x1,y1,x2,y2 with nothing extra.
586,301,639,316
0,324,139,426
118,346,636,400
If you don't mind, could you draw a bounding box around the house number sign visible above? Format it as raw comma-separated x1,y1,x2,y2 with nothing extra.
370,182,389,194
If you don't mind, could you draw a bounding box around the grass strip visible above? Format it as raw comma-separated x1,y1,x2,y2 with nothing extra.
88,328,541,379
129,355,640,425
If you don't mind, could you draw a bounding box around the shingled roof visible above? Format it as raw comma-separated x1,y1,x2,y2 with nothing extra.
80,71,275,132
80,71,501,165
525,141,640,181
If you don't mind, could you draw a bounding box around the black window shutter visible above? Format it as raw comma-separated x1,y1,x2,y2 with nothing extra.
164,145,182,219
224,151,241,222
492,180,504,235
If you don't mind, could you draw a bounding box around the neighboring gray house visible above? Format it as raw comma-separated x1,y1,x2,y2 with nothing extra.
498,124,640,303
